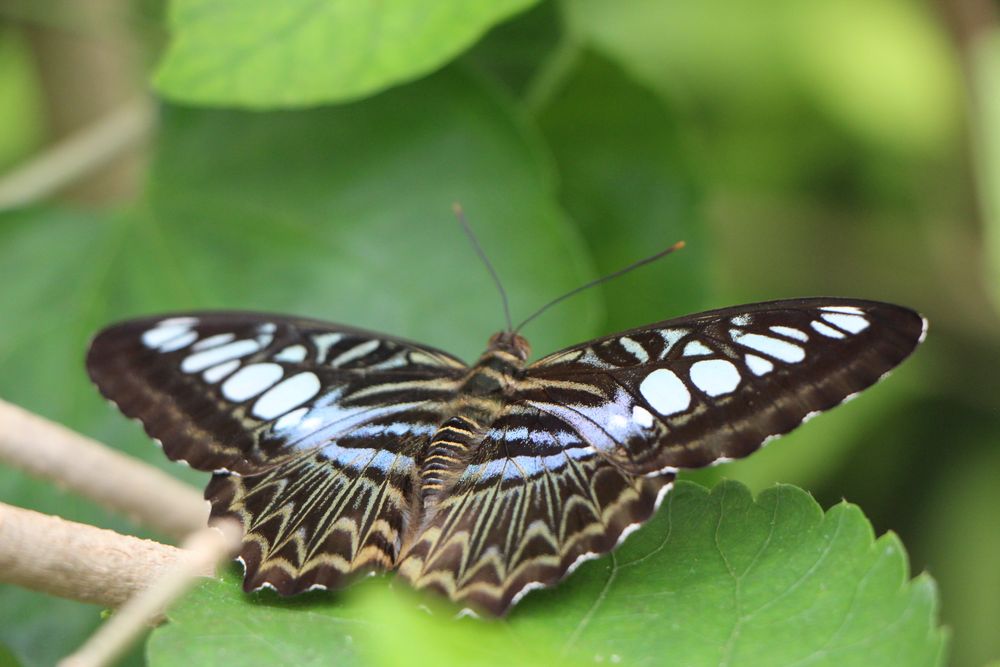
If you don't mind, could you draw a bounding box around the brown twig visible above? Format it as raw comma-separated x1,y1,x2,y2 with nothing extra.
0,502,208,608
59,520,243,667
0,96,153,209
19,0,151,205
0,399,207,539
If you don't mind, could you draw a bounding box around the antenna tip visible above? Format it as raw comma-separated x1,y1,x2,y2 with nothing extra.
452,202,464,215
672,240,686,251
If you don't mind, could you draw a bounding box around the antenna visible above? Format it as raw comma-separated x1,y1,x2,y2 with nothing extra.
514,240,686,333
453,203,514,333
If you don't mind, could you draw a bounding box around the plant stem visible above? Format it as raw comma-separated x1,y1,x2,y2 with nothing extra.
0,398,207,539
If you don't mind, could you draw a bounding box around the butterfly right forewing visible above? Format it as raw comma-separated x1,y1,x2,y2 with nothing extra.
528,298,926,475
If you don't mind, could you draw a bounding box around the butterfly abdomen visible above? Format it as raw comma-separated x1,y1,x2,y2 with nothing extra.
419,415,483,501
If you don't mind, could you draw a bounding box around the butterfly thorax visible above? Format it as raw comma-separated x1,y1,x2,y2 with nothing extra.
416,332,530,504
459,331,529,396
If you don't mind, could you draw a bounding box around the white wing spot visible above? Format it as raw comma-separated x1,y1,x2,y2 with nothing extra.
253,372,322,420
639,369,691,416
157,330,198,352
221,363,284,402
203,359,240,383
142,323,194,349
658,329,687,357
745,354,774,376
690,359,741,396
821,305,865,315
730,314,751,327
619,337,649,363
192,333,235,351
274,406,309,430
769,325,808,342
731,330,805,363
181,339,261,373
632,405,655,428
331,339,379,367
820,312,869,334
683,340,712,356
312,333,344,361
159,317,198,327
810,320,845,339
274,344,307,363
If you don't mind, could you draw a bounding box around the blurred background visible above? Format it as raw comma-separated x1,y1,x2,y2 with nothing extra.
0,0,997,665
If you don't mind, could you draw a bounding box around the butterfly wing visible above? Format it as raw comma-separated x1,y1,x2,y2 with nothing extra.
87,312,466,591
398,403,674,615
399,298,924,614
528,298,925,474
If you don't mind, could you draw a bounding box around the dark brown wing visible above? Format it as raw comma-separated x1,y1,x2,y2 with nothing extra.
528,298,925,474
87,312,466,592
398,401,672,615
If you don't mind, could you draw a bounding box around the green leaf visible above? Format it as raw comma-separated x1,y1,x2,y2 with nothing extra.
463,1,564,99
534,49,710,331
148,482,946,666
0,638,24,667
975,31,1000,314
154,0,539,107
148,570,568,667
0,67,592,665
146,568,369,667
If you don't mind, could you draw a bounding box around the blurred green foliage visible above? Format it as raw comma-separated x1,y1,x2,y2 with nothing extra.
1,0,997,665
0,28,41,170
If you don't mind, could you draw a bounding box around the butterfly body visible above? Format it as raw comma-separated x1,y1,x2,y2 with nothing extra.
87,298,925,615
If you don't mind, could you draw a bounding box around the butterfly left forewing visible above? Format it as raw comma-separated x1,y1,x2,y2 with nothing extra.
529,298,926,475
87,312,465,472
87,312,466,592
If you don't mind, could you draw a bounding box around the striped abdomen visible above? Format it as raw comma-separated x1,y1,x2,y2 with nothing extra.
419,415,483,502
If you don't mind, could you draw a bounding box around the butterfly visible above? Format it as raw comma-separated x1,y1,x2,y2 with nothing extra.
86,298,925,615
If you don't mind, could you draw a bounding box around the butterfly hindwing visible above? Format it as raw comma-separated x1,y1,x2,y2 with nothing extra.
398,403,674,614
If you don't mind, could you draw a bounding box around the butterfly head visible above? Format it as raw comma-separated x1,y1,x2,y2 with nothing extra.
487,331,531,362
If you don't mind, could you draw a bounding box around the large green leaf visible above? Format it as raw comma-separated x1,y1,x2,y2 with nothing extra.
0,639,23,667
148,481,946,666
154,0,539,107
147,569,568,667
534,49,709,332
0,67,592,666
